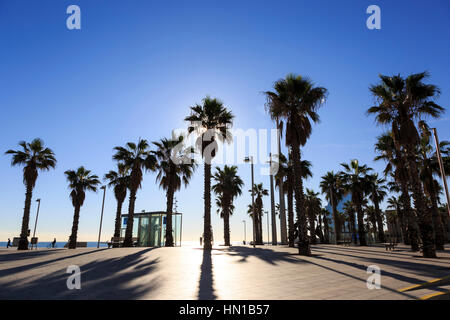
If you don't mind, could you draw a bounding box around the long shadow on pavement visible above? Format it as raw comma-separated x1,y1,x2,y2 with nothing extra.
225,246,309,265
197,249,217,300
0,248,159,299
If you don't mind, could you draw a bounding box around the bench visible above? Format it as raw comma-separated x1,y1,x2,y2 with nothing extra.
337,240,351,247
107,237,138,248
29,237,38,250
384,242,398,251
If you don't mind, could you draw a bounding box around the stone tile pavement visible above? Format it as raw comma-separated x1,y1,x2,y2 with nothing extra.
0,244,449,300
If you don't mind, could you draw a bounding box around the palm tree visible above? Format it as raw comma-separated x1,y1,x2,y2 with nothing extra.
5,139,56,250
367,72,444,258
367,173,387,242
113,139,156,247
374,131,419,249
265,74,327,255
275,152,312,247
185,96,234,250
342,201,357,244
417,122,449,250
320,208,331,244
387,196,404,242
212,165,244,246
339,160,372,246
65,167,100,249
320,171,343,243
104,163,130,247
305,189,322,244
153,135,197,247
251,183,269,244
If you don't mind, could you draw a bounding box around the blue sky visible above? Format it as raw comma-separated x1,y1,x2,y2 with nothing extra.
1,0,449,243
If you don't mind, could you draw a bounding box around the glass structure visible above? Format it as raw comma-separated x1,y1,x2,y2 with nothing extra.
121,211,182,247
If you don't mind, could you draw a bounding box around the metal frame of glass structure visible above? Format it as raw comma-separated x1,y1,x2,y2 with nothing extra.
121,211,182,247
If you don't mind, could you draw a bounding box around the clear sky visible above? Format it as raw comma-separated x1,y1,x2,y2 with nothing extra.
1,0,449,243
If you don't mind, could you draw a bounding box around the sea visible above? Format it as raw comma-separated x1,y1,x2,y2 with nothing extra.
0,241,108,248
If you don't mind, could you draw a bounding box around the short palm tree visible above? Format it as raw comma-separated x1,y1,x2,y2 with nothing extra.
212,165,243,246
367,72,444,258
251,183,269,244
153,135,197,246
113,139,156,247
275,152,312,246
305,189,321,244
367,173,387,242
339,160,372,246
104,163,130,247
153,135,197,247
265,74,327,255
374,131,419,249
5,138,56,250
342,201,357,244
320,171,344,243
65,167,100,249
185,96,234,250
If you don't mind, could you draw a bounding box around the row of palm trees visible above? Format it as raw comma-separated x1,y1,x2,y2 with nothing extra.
6,72,448,259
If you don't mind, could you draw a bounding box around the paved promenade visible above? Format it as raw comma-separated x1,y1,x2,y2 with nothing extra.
0,244,449,300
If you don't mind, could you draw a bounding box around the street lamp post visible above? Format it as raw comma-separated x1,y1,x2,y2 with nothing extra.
32,198,41,239
97,186,107,248
242,220,246,244
244,156,256,248
432,128,450,217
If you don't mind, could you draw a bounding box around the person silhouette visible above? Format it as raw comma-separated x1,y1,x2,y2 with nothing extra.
6,238,11,248
51,238,56,248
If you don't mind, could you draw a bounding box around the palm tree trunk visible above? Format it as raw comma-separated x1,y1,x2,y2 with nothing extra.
330,191,340,243
69,205,81,249
203,163,212,250
309,210,316,244
123,188,137,247
113,199,124,248
18,184,33,250
165,183,175,247
287,176,295,247
373,195,385,243
406,152,436,258
430,190,445,250
351,212,357,244
323,214,330,244
291,145,310,255
399,188,419,250
356,201,367,246
223,201,231,246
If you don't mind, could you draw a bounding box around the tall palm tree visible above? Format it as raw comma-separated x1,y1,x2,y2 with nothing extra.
265,73,327,255
153,135,197,247
65,167,100,249
374,131,419,249
5,138,56,250
212,165,244,246
367,72,444,258
320,171,343,243
104,163,130,247
339,160,372,246
251,183,269,244
185,96,234,250
113,139,156,247
305,189,322,244
275,153,312,247
367,173,387,242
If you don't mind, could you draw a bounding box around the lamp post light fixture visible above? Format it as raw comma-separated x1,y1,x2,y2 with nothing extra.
432,128,450,217
244,156,256,248
32,198,41,240
97,186,107,249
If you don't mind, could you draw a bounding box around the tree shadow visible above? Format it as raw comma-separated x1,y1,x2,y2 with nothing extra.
197,249,217,300
224,246,311,265
0,248,109,277
0,248,160,299
0,249,66,263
